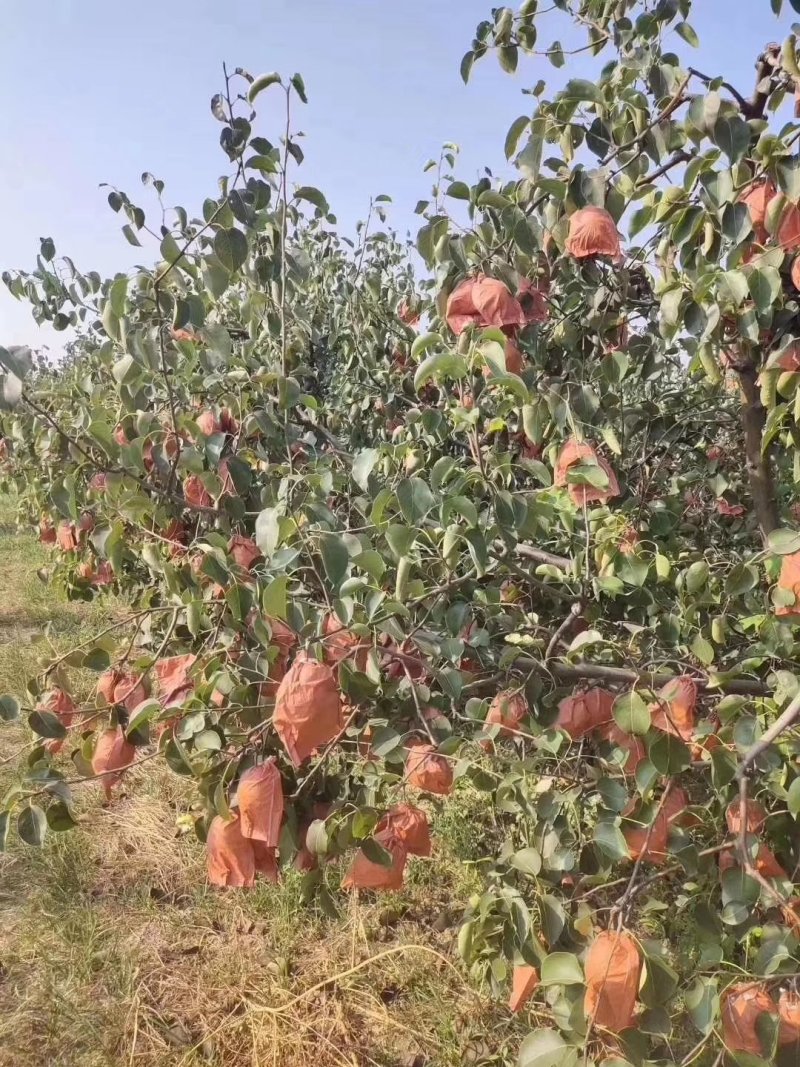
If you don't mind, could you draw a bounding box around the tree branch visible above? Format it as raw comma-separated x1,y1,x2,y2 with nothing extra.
464,657,770,697
745,43,782,121
735,357,780,544
687,67,751,115
545,600,585,662
614,781,674,925
635,150,692,188
737,688,800,779
513,542,572,570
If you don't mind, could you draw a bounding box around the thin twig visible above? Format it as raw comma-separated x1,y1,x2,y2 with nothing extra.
737,687,800,778
290,705,360,800
613,782,674,926
735,687,800,931
43,606,178,676
687,66,751,114
402,663,436,744
246,944,475,1015
545,600,585,663
280,85,291,377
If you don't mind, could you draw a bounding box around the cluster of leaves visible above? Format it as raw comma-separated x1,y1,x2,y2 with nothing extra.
7,2,800,1063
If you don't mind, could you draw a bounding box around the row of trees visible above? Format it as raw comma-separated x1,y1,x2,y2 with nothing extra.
5,1,800,1062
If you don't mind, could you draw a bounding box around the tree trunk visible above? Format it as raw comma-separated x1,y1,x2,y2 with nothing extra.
737,362,780,544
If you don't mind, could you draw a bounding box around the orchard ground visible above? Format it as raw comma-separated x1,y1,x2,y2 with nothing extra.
0,499,538,1067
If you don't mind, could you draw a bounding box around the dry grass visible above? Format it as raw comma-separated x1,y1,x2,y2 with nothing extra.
0,779,516,1067
0,507,524,1067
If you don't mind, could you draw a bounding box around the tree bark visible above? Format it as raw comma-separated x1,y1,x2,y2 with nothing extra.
736,362,780,544
744,43,781,120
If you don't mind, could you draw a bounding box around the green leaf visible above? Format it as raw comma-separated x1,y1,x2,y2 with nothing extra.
510,847,542,876
547,41,565,68
459,50,475,84
28,709,67,740
413,351,467,390
360,837,393,867
371,726,403,758
290,72,307,103
303,819,328,860
195,729,223,752
295,186,329,215
255,507,281,559
397,478,436,523
127,700,161,734
213,228,248,273
540,952,583,986
649,732,691,775
498,45,518,73
594,819,630,861
640,951,679,1007
660,288,683,329
0,346,31,381
505,115,529,160
0,694,20,722
675,21,699,46
720,269,749,306
748,266,782,311
354,550,385,582
262,576,289,620
567,462,609,490
320,533,349,587
518,1029,577,1067
768,528,800,555
352,448,379,492
109,276,128,318
202,256,230,299
629,205,653,238
613,691,651,735
18,803,46,846
83,647,110,673
726,563,759,595
121,224,141,247
47,801,78,832
539,894,566,945
562,78,603,104
248,72,282,103
386,525,417,560
446,181,471,201
692,632,715,665
713,115,751,164
410,332,442,361
711,746,738,789
685,560,710,593
225,582,250,623
685,976,719,1035
788,777,800,817
783,35,800,81
517,132,544,179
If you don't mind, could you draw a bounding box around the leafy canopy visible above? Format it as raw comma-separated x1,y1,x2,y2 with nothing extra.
6,4,800,1063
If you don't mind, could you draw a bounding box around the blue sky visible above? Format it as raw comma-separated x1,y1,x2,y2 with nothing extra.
0,0,795,349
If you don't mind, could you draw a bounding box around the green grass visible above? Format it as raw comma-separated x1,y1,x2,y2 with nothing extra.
0,505,522,1067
